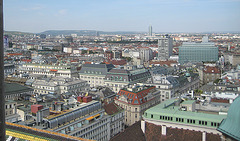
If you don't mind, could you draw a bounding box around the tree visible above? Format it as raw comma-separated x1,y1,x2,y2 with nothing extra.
81,50,87,54
213,79,222,84
122,57,132,62
89,50,95,54
194,89,203,95
29,48,36,51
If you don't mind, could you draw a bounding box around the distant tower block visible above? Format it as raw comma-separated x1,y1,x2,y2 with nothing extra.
148,25,152,36
96,31,100,37
158,35,173,60
202,36,209,43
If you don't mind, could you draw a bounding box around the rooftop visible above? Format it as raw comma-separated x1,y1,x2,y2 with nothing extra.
6,122,89,141
116,85,157,105
144,98,227,123
217,96,240,140
4,82,33,95
46,100,98,120
103,102,123,115
203,66,221,74
110,121,145,141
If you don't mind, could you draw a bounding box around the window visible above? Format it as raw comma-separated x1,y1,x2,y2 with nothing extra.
151,114,153,118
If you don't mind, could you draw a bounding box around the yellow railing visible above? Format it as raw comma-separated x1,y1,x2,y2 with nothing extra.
86,114,100,121
6,122,94,141
6,130,48,141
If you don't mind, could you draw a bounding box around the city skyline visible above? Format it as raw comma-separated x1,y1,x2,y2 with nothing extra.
3,0,240,33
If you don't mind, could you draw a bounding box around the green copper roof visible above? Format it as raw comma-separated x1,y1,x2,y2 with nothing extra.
144,98,226,127
217,96,240,141
181,100,195,105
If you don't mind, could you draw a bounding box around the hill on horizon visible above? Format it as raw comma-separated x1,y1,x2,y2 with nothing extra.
40,30,143,36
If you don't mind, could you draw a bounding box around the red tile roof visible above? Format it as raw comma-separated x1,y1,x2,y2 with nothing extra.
149,60,177,66
211,98,229,103
203,66,221,74
111,59,127,65
21,59,32,62
7,53,23,56
115,86,155,105
110,121,145,141
145,122,220,141
84,62,92,64
103,102,123,115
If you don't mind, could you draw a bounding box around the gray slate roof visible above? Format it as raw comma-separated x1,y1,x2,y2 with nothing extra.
79,64,115,75
4,83,33,95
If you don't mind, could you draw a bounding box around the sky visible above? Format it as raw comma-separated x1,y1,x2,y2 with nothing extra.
3,0,240,33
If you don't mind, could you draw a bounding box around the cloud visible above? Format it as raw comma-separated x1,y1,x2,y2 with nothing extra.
58,9,67,15
21,5,45,11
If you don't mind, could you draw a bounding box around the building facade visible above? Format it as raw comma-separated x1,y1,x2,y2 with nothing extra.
139,48,153,62
224,53,240,67
4,83,34,100
148,25,152,36
199,66,221,85
158,35,173,60
179,42,218,64
19,63,79,78
4,64,15,77
104,68,151,93
142,99,227,141
5,100,19,123
115,85,161,126
32,76,89,95
79,64,115,87
142,75,179,102
103,102,125,138
25,100,111,141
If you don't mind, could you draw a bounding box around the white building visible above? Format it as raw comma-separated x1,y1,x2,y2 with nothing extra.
79,64,115,87
139,48,153,62
103,102,125,138
32,76,89,95
5,100,19,123
19,63,79,78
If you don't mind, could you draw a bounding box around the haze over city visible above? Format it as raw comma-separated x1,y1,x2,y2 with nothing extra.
4,0,240,33
2,0,240,141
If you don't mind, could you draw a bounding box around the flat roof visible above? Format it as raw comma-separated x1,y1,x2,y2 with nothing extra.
181,100,195,105
144,98,227,122
46,100,99,120
4,83,33,95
